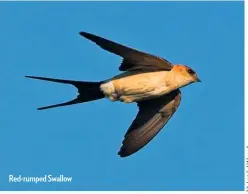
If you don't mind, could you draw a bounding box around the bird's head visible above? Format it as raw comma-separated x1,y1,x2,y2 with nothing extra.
172,65,201,87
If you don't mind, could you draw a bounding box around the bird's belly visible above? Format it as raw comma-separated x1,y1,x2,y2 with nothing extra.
100,72,173,103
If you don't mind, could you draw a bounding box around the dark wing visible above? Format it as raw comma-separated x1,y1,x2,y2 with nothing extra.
118,90,181,157
79,31,173,72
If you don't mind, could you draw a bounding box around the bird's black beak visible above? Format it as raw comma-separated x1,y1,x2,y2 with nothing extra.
196,78,202,82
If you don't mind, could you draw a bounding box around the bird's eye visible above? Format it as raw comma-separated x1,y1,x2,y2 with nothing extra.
187,69,195,75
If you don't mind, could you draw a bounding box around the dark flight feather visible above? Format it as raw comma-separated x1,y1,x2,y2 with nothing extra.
79,31,173,72
118,89,181,157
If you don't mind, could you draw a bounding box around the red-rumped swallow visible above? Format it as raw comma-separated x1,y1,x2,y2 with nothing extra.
26,31,201,157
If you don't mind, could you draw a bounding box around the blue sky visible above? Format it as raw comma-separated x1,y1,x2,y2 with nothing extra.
1,1,244,191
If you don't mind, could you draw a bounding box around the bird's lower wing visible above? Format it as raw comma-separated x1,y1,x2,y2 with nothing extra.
118,89,181,157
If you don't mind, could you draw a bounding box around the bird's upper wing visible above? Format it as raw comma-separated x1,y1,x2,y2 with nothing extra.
79,31,173,72
118,89,181,157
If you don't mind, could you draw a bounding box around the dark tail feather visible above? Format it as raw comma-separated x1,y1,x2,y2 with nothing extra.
25,76,104,110
37,98,82,110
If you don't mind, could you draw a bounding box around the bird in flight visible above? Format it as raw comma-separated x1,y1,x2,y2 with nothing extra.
26,31,201,157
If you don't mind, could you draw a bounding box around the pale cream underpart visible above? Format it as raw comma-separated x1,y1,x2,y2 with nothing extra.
100,70,185,103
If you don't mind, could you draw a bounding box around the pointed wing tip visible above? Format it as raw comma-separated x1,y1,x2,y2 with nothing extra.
117,148,132,158
118,151,127,158
118,148,124,157
79,31,100,43
79,31,91,38
79,31,85,36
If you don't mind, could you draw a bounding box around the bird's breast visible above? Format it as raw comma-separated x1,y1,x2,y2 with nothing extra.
100,71,177,103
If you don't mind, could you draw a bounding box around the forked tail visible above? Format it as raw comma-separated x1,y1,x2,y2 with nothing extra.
25,76,104,110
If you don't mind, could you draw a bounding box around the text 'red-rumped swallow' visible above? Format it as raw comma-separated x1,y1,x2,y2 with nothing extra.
26,31,201,157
